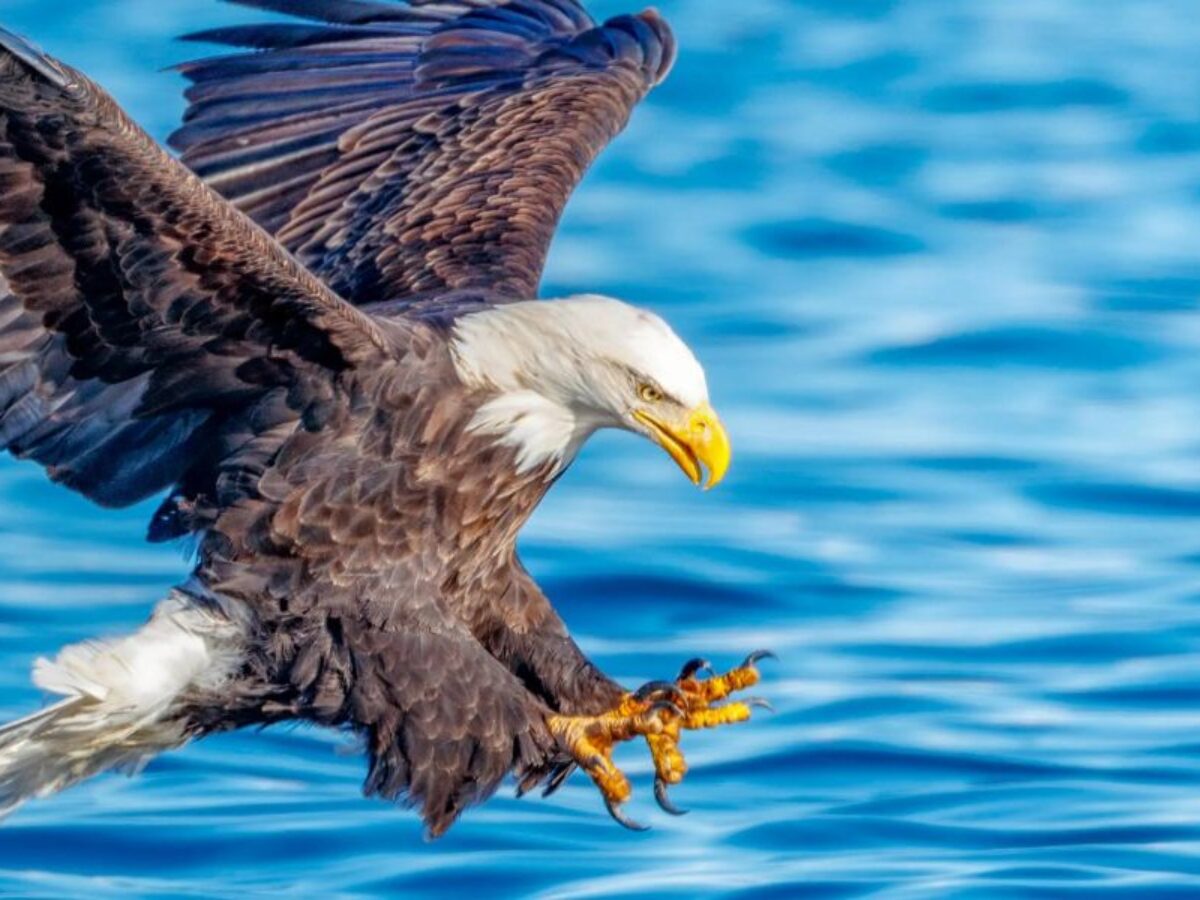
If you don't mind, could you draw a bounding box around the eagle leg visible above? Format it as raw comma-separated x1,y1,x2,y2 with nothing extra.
645,650,777,816
546,697,683,831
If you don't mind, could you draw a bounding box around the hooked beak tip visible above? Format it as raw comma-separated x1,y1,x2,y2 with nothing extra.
636,404,731,490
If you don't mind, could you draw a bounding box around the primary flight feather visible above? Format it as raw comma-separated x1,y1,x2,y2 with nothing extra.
0,0,769,837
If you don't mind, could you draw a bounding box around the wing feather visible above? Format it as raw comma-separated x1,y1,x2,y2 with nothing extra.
173,0,676,304
0,26,387,528
0,23,572,835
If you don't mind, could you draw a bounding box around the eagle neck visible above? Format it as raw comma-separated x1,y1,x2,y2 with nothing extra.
465,389,599,477
448,303,608,478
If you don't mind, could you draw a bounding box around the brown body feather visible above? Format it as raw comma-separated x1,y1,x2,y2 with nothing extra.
0,0,670,835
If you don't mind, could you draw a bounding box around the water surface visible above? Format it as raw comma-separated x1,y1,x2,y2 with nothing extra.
3,1,1200,897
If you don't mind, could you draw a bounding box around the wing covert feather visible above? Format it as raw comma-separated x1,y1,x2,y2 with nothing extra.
174,0,676,304
0,26,386,525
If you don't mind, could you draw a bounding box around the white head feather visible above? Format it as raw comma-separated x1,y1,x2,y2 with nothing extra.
450,295,709,474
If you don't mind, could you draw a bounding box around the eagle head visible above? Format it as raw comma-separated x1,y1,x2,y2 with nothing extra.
450,295,731,488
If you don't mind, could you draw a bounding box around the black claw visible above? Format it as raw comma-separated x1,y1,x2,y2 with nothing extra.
654,777,689,816
634,680,687,705
678,657,714,680
746,697,774,712
744,649,778,667
605,797,650,832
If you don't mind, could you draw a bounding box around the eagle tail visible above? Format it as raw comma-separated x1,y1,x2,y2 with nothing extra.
0,587,249,817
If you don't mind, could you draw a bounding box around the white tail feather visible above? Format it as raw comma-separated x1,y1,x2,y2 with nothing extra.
0,588,248,815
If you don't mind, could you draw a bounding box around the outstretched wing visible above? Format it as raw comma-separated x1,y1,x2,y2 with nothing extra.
0,26,387,535
0,27,567,831
172,0,676,304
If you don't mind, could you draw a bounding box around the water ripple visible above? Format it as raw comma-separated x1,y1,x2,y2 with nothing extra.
1,0,1200,896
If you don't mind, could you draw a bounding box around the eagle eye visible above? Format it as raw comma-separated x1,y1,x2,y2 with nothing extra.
638,383,664,404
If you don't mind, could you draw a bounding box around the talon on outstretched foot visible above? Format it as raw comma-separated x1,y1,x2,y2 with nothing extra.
546,651,775,827
546,696,675,830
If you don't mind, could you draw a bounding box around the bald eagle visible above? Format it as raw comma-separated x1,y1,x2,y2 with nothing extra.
0,0,771,836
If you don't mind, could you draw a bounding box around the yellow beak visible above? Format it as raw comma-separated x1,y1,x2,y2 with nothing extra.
634,402,731,490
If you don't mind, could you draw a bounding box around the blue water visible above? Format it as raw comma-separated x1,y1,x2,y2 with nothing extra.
2,0,1200,896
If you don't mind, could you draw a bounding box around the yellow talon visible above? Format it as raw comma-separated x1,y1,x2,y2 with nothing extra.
643,650,776,816
647,729,686,785
543,651,774,828
684,702,754,730
546,699,673,830
686,659,764,705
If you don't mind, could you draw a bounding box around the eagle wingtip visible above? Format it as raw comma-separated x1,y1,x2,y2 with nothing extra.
0,24,74,90
634,7,678,85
